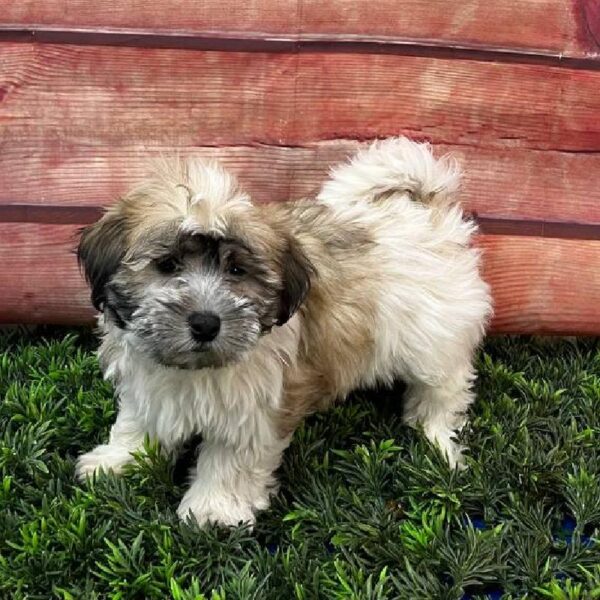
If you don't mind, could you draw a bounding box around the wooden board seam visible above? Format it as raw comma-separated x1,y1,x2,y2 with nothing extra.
1,26,599,71
0,204,598,240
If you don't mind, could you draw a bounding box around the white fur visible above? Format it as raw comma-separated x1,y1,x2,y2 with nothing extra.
319,137,461,208
77,315,300,526
318,139,490,464
77,137,491,525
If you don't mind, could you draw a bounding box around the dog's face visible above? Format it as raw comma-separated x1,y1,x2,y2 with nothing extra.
78,160,312,369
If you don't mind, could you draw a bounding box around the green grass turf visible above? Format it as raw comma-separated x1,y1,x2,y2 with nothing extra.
0,329,599,599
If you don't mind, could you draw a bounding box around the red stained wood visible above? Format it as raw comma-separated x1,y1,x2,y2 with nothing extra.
0,1,297,35
575,0,600,54
478,235,600,335
0,142,599,227
1,45,599,154
0,224,598,335
1,0,598,59
292,53,600,152
0,44,295,147
0,8,599,334
0,224,93,324
301,0,599,58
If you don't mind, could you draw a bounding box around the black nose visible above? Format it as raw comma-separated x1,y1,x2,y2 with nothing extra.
188,311,221,342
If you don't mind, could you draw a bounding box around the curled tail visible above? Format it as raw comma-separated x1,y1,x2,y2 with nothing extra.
318,137,461,209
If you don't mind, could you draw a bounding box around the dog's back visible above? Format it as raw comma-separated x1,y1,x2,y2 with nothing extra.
279,139,492,465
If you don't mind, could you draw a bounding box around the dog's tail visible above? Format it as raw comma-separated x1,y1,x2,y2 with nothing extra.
317,137,460,209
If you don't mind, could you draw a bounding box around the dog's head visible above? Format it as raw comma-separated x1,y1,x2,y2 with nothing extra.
78,159,313,369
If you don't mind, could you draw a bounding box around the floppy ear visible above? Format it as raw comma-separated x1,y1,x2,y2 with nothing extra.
276,238,314,326
77,210,128,311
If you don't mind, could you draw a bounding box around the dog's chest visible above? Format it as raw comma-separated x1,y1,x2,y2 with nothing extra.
107,349,285,449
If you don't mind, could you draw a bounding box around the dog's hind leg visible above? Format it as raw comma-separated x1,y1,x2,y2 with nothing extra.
402,364,475,468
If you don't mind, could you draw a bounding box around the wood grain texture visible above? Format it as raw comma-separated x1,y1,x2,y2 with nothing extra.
0,223,92,324
1,224,598,335
1,11,599,334
1,45,600,150
478,235,600,335
0,141,599,226
576,0,600,54
1,0,598,59
301,0,600,58
0,1,297,35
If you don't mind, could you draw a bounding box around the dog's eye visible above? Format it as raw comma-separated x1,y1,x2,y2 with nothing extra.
227,264,246,277
155,256,180,275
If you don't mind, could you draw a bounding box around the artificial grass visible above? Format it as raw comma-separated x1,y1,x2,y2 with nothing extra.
0,330,599,600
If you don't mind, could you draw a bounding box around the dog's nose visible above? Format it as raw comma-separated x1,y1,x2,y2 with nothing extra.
188,311,221,342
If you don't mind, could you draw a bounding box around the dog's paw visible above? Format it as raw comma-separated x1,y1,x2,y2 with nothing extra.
425,427,467,470
444,441,467,471
177,487,258,528
75,444,134,481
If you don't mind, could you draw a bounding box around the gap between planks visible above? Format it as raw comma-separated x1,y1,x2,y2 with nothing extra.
0,204,598,241
1,26,599,71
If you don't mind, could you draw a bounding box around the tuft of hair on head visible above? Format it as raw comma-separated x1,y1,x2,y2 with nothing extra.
142,155,251,211
317,136,461,209
77,155,256,314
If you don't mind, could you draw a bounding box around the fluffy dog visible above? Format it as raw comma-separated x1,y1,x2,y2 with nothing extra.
76,138,492,527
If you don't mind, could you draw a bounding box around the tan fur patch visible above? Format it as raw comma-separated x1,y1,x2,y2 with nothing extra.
257,201,379,436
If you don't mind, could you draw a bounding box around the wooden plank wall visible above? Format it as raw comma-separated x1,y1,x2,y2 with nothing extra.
0,1,599,334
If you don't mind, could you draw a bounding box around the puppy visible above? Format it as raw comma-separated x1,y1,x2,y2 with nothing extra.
76,138,492,527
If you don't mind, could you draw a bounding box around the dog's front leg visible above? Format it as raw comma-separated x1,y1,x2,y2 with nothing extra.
177,427,289,528
75,405,148,480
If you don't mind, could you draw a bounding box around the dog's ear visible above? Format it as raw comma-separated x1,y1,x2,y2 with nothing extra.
77,210,128,311
276,238,314,326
